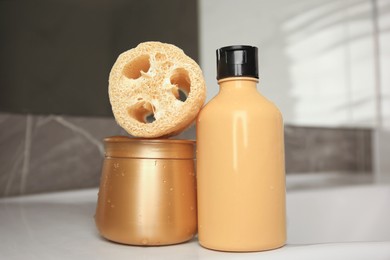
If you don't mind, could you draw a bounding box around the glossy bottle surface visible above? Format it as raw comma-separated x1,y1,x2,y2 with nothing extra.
95,137,197,246
196,77,286,252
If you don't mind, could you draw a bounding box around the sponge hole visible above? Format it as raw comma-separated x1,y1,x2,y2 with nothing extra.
145,113,156,123
127,101,156,124
123,55,150,79
170,68,190,102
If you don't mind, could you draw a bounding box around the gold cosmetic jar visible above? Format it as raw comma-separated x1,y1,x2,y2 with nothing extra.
95,136,197,246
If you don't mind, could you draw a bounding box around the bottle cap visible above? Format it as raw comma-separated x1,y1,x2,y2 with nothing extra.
216,45,259,80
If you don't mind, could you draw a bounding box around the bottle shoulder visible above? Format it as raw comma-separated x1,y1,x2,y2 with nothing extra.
198,91,282,119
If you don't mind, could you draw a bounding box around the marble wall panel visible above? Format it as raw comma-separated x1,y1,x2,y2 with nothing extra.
284,126,372,173
0,113,372,197
0,113,126,197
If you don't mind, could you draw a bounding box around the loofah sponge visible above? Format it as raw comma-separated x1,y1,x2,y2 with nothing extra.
109,41,206,138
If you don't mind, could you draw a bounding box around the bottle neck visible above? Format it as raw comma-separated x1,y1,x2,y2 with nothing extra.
218,77,259,93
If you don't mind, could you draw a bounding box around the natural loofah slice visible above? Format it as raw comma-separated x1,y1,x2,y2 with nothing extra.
109,41,206,138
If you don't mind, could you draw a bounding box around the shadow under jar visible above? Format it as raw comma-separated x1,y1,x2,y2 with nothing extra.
95,136,197,246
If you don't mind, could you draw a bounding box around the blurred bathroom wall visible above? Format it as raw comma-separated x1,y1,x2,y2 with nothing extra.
0,0,198,116
0,0,388,197
200,0,379,127
374,0,390,182
0,0,199,197
200,0,390,184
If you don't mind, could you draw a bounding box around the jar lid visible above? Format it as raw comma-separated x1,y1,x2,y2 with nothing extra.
104,136,195,159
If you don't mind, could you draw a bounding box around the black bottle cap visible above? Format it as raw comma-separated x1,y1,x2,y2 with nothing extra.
216,45,259,80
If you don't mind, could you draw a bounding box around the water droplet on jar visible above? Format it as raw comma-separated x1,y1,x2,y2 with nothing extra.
141,238,148,245
169,187,174,192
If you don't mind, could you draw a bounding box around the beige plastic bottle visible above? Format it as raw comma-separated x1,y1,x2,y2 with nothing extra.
196,45,286,252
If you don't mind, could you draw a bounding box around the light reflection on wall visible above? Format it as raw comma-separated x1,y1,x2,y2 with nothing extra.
378,0,390,129
200,0,389,128
283,0,377,127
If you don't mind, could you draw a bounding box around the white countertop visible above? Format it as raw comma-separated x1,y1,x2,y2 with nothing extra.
1,188,389,260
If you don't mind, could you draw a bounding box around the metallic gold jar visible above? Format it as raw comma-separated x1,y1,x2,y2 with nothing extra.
95,136,197,246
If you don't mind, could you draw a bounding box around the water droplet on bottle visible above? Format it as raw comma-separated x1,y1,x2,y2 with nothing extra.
163,180,167,184
169,187,174,192
141,238,148,245
154,160,157,166
107,199,111,204
190,206,194,211
121,172,125,176
270,186,275,190
110,204,115,208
